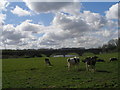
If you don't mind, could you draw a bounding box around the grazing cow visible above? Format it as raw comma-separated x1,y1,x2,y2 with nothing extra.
67,57,80,70
96,59,105,62
83,56,98,72
110,57,118,62
45,58,52,66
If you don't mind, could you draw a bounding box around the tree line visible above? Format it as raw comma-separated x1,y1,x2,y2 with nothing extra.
2,38,119,59
99,38,119,52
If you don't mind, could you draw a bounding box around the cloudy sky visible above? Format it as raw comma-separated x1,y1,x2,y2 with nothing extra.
0,0,119,49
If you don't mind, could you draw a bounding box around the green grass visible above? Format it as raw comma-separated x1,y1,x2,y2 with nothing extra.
0,59,2,89
2,52,119,88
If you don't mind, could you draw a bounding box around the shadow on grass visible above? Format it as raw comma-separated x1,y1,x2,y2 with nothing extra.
96,70,111,73
3,68,39,73
78,68,86,71
30,68,39,71
77,69,111,73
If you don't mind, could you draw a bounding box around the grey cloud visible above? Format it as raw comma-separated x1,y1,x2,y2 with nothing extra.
1,24,35,48
23,1,71,13
53,13,90,33
23,1,80,15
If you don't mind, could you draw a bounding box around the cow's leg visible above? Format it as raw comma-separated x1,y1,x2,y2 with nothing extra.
86,63,89,71
48,62,52,66
45,62,49,67
90,65,92,72
68,63,71,71
89,65,92,71
74,64,77,71
91,65,95,72
93,65,96,72
77,64,79,70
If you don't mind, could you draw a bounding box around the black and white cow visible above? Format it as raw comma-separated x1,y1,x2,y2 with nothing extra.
67,57,80,70
110,57,118,62
45,58,52,66
83,56,98,72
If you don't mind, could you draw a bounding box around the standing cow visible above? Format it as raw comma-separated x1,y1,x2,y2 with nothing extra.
67,56,80,70
45,57,52,66
83,56,98,72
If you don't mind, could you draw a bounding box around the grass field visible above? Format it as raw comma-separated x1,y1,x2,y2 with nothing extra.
2,52,119,88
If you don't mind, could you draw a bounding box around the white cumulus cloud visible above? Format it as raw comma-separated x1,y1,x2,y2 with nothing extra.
105,3,119,19
0,13,6,25
0,2,118,49
11,6,31,16
82,11,108,30
0,0,9,11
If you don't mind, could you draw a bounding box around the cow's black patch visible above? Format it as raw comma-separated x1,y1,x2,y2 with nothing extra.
110,58,118,62
68,59,70,62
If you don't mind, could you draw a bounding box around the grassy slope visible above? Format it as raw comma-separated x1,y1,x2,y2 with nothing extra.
2,52,119,88
0,59,2,89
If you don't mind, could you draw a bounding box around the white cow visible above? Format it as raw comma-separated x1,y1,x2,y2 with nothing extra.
67,57,80,70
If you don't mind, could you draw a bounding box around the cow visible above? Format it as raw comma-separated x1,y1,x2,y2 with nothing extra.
96,59,105,62
110,57,118,62
67,57,80,70
45,58,52,66
82,57,91,63
83,56,98,72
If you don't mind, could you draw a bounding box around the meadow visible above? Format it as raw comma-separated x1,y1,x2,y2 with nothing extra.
2,52,119,88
